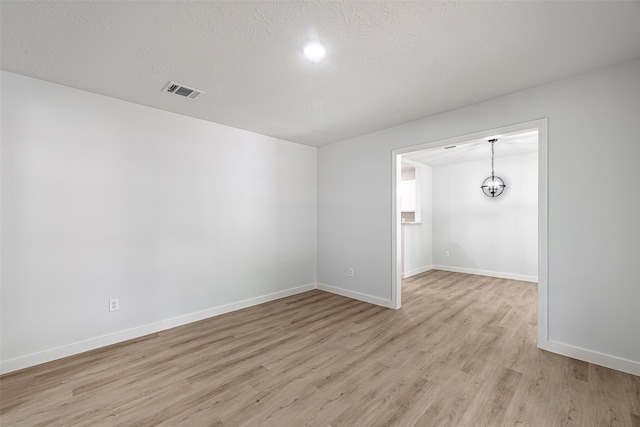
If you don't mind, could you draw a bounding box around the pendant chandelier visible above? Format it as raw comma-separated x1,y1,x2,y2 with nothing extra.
480,139,506,197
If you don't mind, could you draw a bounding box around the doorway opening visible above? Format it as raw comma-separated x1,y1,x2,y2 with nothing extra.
391,119,548,345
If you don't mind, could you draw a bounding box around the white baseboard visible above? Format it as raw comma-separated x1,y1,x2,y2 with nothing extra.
316,283,395,309
402,265,433,279
5,281,637,379
539,338,640,377
0,283,316,375
433,265,537,283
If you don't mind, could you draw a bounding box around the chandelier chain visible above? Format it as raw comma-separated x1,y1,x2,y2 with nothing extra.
491,140,495,178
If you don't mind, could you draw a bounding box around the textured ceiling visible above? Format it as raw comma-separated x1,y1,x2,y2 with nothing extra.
2,1,640,147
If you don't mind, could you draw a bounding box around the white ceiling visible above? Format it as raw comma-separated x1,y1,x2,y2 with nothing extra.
2,1,640,147
402,129,538,167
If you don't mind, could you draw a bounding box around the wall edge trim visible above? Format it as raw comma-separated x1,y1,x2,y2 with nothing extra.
0,283,316,375
432,265,537,283
316,283,395,309
402,265,433,279
539,339,640,377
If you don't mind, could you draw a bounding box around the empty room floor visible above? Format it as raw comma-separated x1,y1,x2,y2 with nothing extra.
1,270,639,426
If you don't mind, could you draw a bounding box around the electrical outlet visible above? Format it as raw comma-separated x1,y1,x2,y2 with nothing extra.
109,298,119,312
444,251,450,257
348,268,354,277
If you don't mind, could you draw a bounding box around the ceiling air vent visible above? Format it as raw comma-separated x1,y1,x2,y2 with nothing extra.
162,81,204,100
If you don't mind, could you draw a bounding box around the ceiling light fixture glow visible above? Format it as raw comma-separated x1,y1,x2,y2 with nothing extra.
303,42,327,62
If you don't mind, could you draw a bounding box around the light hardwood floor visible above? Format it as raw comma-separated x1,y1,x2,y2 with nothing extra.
1,270,639,426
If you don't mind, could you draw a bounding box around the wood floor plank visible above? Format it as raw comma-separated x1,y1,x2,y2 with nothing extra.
458,366,523,427
587,363,634,426
413,370,483,427
2,270,638,426
626,374,640,415
503,352,588,426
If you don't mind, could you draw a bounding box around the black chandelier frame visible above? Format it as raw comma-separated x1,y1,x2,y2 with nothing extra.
480,139,506,198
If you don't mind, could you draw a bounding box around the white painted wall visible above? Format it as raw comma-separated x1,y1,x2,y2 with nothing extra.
402,163,433,278
317,59,640,375
3,60,639,376
1,72,317,372
432,152,537,281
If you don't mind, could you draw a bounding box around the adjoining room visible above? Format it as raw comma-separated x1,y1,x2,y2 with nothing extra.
399,128,539,284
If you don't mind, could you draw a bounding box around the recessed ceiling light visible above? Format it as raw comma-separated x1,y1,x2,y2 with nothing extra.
303,42,327,62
